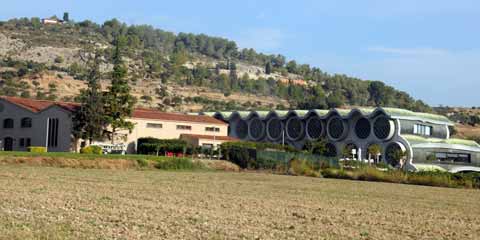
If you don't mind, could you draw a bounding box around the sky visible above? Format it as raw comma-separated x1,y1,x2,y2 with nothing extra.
1,0,479,107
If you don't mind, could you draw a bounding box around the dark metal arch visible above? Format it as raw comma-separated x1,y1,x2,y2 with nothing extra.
285,116,305,141
354,117,371,139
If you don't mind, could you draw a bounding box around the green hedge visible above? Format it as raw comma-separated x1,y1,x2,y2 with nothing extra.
80,146,103,155
27,146,47,153
219,141,335,170
221,141,297,153
137,138,187,155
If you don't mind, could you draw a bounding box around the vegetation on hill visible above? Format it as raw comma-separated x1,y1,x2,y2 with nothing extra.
0,16,431,112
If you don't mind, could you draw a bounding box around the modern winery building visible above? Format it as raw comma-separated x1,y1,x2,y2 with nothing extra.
203,108,480,172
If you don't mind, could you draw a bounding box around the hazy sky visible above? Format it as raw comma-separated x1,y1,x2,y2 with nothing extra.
1,0,479,106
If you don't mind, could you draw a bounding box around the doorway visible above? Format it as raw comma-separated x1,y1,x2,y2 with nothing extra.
4,137,13,151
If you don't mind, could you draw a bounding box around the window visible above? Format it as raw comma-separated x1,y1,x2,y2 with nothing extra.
205,127,220,132
147,123,163,129
413,124,432,136
177,125,192,130
18,138,31,148
435,152,471,163
3,118,14,129
48,118,59,148
21,118,32,128
202,143,214,149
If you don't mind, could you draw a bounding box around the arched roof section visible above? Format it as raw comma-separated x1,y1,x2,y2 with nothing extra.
309,109,329,118
288,110,310,119
199,107,452,125
382,107,452,125
264,111,280,120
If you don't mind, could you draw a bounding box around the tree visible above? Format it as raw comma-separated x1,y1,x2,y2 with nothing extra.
229,62,238,90
217,73,230,91
265,62,272,75
298,85,327,109
46,83,58,101
73,52,106,145
63,12,69,22
32,81,40,90
304,139,328,155
104,36,136,144
326,91,344,108
141,95,153,106
30,17,41,29
286,60,297,74
271,54,286,68
342,144,357,159
367,144,382,164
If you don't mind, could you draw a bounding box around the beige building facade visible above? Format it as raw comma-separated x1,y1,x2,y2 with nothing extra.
119,109,229,153
180,134,239,150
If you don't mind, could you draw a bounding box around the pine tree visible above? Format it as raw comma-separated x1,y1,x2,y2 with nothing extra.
63,12,69,22
104,36,136,144
265,62,272,75
73,51,106,145
229,62,238,90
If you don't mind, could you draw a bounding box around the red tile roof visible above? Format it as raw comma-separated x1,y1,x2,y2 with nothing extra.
0,96,79,112
0,96,226,125
132,109,226,125
180,134,238,141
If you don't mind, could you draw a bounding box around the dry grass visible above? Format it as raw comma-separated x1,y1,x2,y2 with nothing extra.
455,123,480,139
0,153,239,172
0,166,479,240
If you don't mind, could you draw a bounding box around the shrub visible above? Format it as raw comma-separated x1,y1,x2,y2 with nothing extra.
321,168,350,179
154,158,203,170
254,156,278,170
136,158,149,168
288,159,320,177
374,162,390,169
137,138,187,155
54,56,64,64
27,146,47,153
225,145,255,168
356,167,387,182
221,141,297,155
220,141,298,169
80,146,103,155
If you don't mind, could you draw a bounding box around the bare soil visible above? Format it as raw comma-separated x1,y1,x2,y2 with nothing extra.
0,166,479,240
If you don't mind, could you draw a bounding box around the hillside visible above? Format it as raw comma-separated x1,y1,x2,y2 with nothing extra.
0,16,432,113
435,106,480,141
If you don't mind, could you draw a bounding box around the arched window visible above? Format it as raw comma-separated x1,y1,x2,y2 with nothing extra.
3,118,14,129
21,117,32,128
